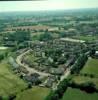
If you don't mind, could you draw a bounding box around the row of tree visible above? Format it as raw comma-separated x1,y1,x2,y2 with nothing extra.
4,30,31,43
69,80,98,93
71,54,88,74
45,79,70,100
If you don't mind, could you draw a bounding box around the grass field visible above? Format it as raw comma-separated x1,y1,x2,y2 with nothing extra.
62,88,98,100
16,86,50,100
81,58,98,76
0,61,27,97
72,75,98,89
72,35,98,41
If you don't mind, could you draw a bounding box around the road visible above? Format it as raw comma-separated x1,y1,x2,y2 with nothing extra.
60,68,71,81
16,49,50,77
52,68,71,90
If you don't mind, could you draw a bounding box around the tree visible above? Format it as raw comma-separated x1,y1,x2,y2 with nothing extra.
8,94,16,100
45,79,70,100
80,82,96,93
5,30,31,43
0,54,4,61
71,54,88,74
39,32,53,41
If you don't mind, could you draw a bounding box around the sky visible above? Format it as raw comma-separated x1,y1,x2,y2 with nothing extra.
0,0,98,12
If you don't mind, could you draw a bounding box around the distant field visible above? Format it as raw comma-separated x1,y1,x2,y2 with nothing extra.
72,75,98,89
81,58,98,76
62,88,98,100
0,61,27,97
16,86,50,100
6,25,51,31
72,35,98,41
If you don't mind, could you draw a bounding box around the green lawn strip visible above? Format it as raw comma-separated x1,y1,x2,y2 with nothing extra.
81,58,98,76
62,87,98,100
72,35,98,41
72,75,98,89
16,86,50,100
0,61,27,97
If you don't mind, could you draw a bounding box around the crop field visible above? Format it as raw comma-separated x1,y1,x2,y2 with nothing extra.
16,86,50,100
81,58,98,76
62,87,98,100
0,61,27,97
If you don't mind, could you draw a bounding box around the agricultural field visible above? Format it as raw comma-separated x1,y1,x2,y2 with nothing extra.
16,86,50,100
62,87,98,100
81,58,98,76
0,61,27,97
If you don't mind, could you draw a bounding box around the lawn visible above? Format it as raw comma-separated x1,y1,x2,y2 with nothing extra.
16,86,50,100
0,61,27,97
62,88,98,100
72,75,98,89
81,58,98,76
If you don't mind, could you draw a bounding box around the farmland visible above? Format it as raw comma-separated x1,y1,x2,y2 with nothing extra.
16,86,50,100
62,88,98,100
81,58,98,76
0,61,27,98
0,9,98,100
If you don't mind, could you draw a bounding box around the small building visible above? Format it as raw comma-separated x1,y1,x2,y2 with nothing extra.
49,68,64,75
95,51,98,58
23,73,41,85
45,76,57,88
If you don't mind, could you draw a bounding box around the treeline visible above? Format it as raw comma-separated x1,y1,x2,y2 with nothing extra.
45,79,70,100
0,94,16,100
3,30,31,50
68,80,98,93
0,52,8,61
45,78,98,100
4,30,30,43
71,54,88,74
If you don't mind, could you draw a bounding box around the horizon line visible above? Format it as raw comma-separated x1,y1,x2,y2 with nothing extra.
0,7,98,13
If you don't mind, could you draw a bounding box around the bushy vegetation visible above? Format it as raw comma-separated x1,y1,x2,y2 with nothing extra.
5,30,30,43
45,79,70,100
62,87,98,100
71,54,88,74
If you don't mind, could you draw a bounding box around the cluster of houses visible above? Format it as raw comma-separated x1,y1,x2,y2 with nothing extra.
8,38,87,88
22,39,81,76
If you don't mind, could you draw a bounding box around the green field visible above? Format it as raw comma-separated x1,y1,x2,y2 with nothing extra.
0,61,27,97
62,88,98,100
16,86,50,100
72,75,98,89
81,58,98,76
72,35,98,41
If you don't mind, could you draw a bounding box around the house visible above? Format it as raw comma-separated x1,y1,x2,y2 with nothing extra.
45,76,57,88
23,73,41,85
49,68,64,75
95,51,98,58
4,41,15,47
